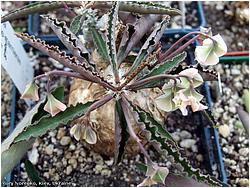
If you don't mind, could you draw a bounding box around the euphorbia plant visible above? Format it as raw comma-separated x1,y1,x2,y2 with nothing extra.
1,1,227,186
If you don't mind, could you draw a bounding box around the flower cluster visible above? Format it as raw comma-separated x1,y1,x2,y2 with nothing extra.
195,34,227,66
21,81,66,117
156,68,207,116
70,123,97,144
138,163,169,187
156,31,227,116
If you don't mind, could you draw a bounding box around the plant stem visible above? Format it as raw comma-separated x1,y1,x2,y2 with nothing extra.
120,93,154,165
84,94,114,117
33,70,90,81
167,35,199,61
62,1,76,18
159,31,216,62
126,74,178,90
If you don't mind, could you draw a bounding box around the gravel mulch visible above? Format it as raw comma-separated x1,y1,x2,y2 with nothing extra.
1,1,249,187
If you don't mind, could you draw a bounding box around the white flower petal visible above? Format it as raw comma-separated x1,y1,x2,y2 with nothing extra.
179,68,198,78
203,38,213,46
205,51,219,65
179,106,188,116
84,126,97,144
155,93,175,112
198,103,208,111
70,124,82,141
212,34,227,56
195,45,213,64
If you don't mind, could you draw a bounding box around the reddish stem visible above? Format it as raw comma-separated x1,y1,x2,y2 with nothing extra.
160,31,216,62
120,93,154,165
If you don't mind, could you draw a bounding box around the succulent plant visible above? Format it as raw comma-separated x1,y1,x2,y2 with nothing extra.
1,1,227,186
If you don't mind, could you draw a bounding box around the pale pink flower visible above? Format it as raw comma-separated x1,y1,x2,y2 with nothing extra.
195,34,227,65
138,164,169,187
20,81,39,101
44,93,67,117
179,68,203,88
70,123,97,144
172,89,208,116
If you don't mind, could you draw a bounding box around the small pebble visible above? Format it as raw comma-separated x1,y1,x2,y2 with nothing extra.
95,164,103,173
179,130,192,139
218,125,230,138
60,136,71,146
196,154,204,162
180,139,196,149
66,165,73,175
68,158,78,169
238,148,248,157
239,178,249,187
57,128,65,139
45,144,54,155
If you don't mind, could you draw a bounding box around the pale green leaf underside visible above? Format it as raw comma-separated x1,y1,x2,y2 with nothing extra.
14,101,95,143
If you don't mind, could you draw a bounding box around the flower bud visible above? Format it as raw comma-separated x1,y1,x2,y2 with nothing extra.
44,93,67,117
20,81,39,101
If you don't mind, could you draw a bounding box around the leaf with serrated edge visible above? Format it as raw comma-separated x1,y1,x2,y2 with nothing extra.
92,1,181,15
14,101,95,143
24,159,45,185
114,99,130,165
70,14,85,34
1,1,81,23
41,15,90,64
144,51,187,78
91,27,110,64
106,2,119,74
1,87,64,154
127,100,178,148
119,14,161,65
128,102,227,187
117,24,132,65
16,33,115,91
126,16,170,77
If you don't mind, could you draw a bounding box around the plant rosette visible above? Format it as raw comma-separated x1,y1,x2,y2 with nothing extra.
1,1,228,187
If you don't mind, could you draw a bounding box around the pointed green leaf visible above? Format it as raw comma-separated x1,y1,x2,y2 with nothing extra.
24,159,45,186
1,87,64,180
129,102,227,187
117,24,134,65
1,1,81,23
92,1,181,15
91,27,110,64
106,2,119,74
1,139,35,180
114,99,130,165
70,14,85,34
127,101,177,147
14,101,95,143
126,16,170,77
144,51,187,78
41,15,90,63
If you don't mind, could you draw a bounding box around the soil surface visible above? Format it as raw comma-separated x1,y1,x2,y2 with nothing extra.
203,1,249,51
